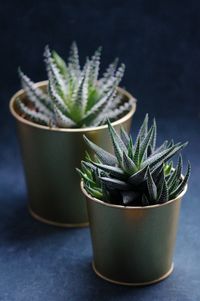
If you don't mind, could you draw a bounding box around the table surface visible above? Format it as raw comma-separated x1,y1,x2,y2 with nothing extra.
0,116,199,301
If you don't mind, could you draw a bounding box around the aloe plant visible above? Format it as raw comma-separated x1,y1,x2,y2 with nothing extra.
16,42,133,128
77,114,191,206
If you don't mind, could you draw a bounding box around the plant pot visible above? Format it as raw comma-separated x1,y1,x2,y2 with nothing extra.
81,181,187,285
10,81,136,227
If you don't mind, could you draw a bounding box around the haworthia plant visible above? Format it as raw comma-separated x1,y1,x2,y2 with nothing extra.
77,114,191,206
16,42,134,128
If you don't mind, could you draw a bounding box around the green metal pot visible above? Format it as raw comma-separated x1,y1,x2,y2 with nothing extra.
81,181,187,285
9,81,136,227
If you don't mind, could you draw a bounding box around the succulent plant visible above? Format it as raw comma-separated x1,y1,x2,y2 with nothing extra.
16,42,133,128
77,114,191,206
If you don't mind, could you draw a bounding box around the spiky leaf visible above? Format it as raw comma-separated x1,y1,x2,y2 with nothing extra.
170,162,191,199
147,167,157,201
100,177,132,190
83,135,118,166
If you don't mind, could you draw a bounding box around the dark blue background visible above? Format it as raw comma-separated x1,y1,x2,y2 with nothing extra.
0,1,199,300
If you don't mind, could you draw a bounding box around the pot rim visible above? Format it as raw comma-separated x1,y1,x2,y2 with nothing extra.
9,80,136,133
80,180,187,210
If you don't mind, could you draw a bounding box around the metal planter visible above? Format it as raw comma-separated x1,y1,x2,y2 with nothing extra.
81,181,187,285
10,81,136,227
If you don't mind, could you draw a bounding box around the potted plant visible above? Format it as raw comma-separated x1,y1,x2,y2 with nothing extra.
79,114,190,285
10,42,136,227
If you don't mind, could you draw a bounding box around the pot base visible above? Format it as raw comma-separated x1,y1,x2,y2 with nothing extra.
29,207,89,228
92,261,174,286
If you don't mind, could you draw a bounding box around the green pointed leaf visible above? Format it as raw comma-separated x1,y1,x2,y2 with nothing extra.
100,58,119,85
135,114,149,144
164,161,173,176
89,46,102,83
128,165,148,185
100,177,132,190
16,98,50,126
44,46,67,96
54,106,76,128
108,120,127,153
150,118,157,151
114,63,125,86
85,185,103,199
122,152,137,175
93,167,103,187
81,62,90,112
167,157,182,193
170,162,191,199
158,177,169,203
139,125,154,163
83,135,118,166
85,151,92,162
147,167,157,201
52,50,68,78
83,90,113,124
76,168,95,185
152,162,164,182
81,160,97,173
92,162,126,179
176,155,183,180
127,137,134,160
133,136,141,167
19,69,53,115
167,168,178,191
80,161,93,178
48,80,70,115
120,127,130,148
74,75,85,110
142,143,187,169
68,41,80,74
156,168,165,201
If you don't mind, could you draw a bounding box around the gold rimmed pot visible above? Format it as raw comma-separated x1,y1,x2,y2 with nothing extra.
81,181,187,285
9,81,136,227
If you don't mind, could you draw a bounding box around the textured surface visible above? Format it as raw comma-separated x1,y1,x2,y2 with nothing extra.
0,117,199,301
0,0,200,300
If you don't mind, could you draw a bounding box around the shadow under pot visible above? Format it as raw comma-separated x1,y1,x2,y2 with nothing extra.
81,181,187,285
9,81,136,227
